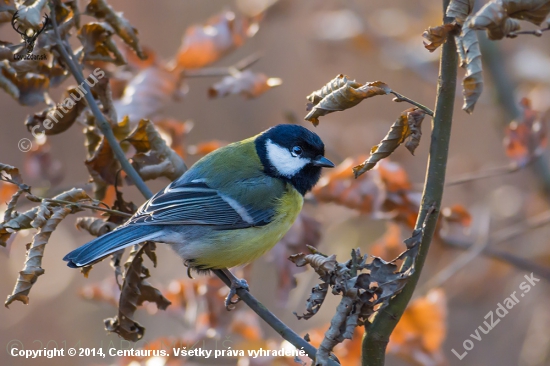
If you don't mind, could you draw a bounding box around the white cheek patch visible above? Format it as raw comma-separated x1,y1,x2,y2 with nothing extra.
265,139,309,177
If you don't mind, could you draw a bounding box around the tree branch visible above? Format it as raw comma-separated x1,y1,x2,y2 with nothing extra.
213,270,339,366
50,3,329,364
390,91,434,116
50,2,153,199
361,1,458,364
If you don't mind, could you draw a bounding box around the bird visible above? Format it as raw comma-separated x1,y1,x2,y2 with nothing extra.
63,124,334,307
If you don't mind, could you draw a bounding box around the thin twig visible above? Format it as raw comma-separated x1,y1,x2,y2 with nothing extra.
34,197,132,218
491,209,550,243
390,91,434,116
182,52,262,78
49,4,329,363
49,1,153,199
213,270,339,366
1,173,131,218
507,27,550,38
442,238,550,282
446,162,522,186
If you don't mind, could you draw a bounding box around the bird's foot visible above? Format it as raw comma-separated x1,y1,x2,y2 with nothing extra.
225,277,249,311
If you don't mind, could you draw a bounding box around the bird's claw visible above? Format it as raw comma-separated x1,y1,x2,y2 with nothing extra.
224,278,249,311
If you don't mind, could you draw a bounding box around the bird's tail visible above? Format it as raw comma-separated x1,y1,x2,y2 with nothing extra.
63,226,160,268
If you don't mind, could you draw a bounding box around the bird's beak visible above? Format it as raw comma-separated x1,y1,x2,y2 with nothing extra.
312,155,335,168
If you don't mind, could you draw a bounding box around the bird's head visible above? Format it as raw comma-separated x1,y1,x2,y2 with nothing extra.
255,124,334,195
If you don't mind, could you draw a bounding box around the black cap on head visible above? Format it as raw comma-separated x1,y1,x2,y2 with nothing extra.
255,124,334,195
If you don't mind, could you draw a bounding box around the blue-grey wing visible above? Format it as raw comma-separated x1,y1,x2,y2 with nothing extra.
128,181,274,229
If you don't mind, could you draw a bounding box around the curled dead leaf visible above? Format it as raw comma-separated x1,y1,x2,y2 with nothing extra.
5,206,73,307
85,0,146,59
353,108,425,177
422,24,456,52
305,75,391,126
25,86,87,136
85,136,121,189
124,119,187,182
457,19,483,114
76,217,118,237
104,243,171,341
446,0,476,24
1,61,49,105
469,1,522,40
78,22,126,65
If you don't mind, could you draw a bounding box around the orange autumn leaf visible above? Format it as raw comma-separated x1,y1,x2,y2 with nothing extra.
175,11,259,69
503,98,548,167
388,288,447,365
188,140,229,156
0,182,18,206
312,155,384,214
370,222,405,261
441,204,472,227
377,159,412,192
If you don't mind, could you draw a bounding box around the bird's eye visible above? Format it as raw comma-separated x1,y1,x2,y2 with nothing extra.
292,146,303,156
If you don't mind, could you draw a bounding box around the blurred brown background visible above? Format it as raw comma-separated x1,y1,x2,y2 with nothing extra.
1,0,550,365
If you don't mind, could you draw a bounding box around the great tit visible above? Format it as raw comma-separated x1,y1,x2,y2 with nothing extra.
63,124,334,304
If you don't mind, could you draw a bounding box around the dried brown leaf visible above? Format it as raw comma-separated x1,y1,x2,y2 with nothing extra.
457,21,483,113
85,136,121,187
5,206,72,307
353,108,422,177
124,119,187,182
104,243,171,341
175,10,259,69
208,70,282,99
422,24,456,52
504,0,550,26
76,217,118,237
25,86,87,136
13,0,47,28
470,1,522,40
304,75,391,125
1,61,49,105
404,109,426,154
0,45,13,61
85,0,146,59
78,22,126,65
312,155,385,214
446,0,476,23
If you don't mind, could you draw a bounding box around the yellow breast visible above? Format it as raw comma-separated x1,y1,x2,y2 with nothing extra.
195,185,304,269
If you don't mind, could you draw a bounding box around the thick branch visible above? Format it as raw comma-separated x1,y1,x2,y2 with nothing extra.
361,1,458,364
